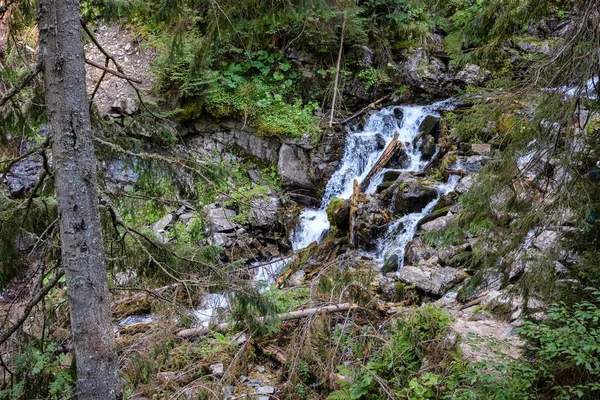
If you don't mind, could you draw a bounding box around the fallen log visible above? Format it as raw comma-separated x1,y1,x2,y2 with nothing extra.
177,303,356,339
340,94,391,125
359,133,405,192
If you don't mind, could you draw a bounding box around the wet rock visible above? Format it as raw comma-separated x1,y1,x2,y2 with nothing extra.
418,115,441,138
398,265,467,296
203,204,239,233
248,195,281,229
4,146,43,198
418,134,436,159
374,133,387,150
326,197,350,231
405,237,436,265
278,144,312,189
386,148,410,169
354,195,390,249
393,182,438,215
360,45,374,66
382,254,399,275
420,213,454,233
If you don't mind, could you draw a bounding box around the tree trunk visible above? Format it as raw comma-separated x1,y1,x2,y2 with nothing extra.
0,1,11,58
37,1,119,399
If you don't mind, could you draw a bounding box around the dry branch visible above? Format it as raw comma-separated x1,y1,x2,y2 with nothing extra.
340,94,391,125
329,11,346,127
177,303,356,339
0,269,64,346
84,58,143,84
0,63,42,108
359,133,404,192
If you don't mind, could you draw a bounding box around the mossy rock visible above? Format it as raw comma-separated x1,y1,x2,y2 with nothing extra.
326,197,350,231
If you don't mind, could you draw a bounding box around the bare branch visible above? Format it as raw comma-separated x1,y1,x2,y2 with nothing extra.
0,269,64,346
85,58,143,84
0,63,42,108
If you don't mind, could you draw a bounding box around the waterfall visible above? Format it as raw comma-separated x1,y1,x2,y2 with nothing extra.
292,100,456,270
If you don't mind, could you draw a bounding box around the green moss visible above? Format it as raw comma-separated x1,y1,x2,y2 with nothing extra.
326,197,345,226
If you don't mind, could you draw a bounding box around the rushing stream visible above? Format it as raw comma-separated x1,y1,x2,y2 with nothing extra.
293,100,457,270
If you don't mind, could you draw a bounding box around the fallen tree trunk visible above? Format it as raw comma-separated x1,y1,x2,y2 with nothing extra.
177,303,356,339
340,94,391,125
359,133,405,192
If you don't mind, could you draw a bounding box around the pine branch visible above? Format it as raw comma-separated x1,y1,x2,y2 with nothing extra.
0,62,42,108
0,269,64,346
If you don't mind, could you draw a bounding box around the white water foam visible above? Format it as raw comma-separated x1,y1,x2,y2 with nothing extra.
293,101,455,264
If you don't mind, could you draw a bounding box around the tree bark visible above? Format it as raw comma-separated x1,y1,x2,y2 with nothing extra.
37,1,119,398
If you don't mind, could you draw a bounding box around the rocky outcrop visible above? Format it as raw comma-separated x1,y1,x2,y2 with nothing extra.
277,144,313,189
398,265,468,296
393,181,438,215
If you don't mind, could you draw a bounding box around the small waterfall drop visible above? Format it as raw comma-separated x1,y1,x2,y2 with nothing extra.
292,100,456,270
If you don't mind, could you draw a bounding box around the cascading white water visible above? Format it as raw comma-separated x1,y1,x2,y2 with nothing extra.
377,175,460,270
292,100,456,270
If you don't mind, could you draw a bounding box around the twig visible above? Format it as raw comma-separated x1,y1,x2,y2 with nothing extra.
0,63,42,108
329,11,346,127
0,269,64,346
84,58,142,84
340,94,391,125
177,303,356,338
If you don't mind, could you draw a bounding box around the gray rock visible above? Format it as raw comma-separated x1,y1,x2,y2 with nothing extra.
420,213,454,233
455,175,475,195
418,134,436,159
398,265,467,296
248,169,261,182
394,182,438,215
4,150,43,197
454,64,490,86
203,204,239,233
382,254,399,274
470,143,492,156
533,230,559,252
470,310,492,321
110,97,138,116
277,144,312,189
105,159,139,191
248,195,281,229
403,48,449,93
209,362,224,377
405,237,436,265
451,155,487,172
256,386,275,395
179,213,194,225
152,214,173,233
287,270,306,287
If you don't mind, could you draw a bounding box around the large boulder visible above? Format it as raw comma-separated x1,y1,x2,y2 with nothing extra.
203,204,239,233
418,134,436,159
405,237,437,265
277,144,313,189
402,48,450,94
248,195,282,229
398,265,468,296
393,182,438,214
420,213,454,233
